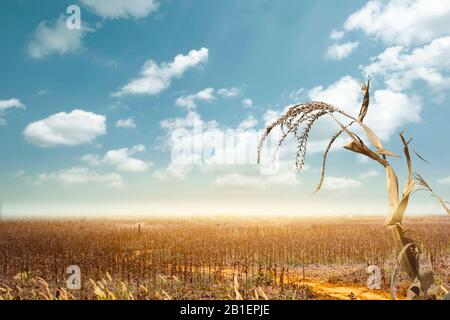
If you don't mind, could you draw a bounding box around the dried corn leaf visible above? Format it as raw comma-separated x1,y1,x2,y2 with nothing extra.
331,115,387,166
385,133,417,226
343,141,387,167
376,148,401,157
385,179,416,226
359,122,384,150
400,133,413,179
358,122,400,157
414,151,430,164
314,127,347,194
392,231,420,281
390,240,419,299
358,79,370,122
414,173,450,215
386,165,400,211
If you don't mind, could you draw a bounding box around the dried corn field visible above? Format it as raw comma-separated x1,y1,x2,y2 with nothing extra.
0,217,448,300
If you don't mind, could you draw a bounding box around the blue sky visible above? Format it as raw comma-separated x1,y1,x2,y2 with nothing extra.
0,0,449,217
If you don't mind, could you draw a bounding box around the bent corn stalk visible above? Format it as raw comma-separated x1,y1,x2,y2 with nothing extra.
257,80,449,300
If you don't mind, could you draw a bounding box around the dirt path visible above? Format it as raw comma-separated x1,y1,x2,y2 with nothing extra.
121,250,394,300
299,278,392,300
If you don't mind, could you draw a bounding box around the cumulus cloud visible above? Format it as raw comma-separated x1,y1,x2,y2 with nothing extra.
322,176,362,191
23,109,106,147
114,48,209,97
80,145,151,173
241,98,253,108
308,76,362,112
0,99,25,111
308,76,422,141
81,0,159,19
175,88,216,109
217,87,240,98
155,107,301,182
175,87,241,109
238,116,258,130
358,169,381,179
155,109,264,181
0,98,25,126
330,30,345,40
326,41,359,60
115,117,136,129
31,167,123,188
343,0,450,46
363,36,450,95
28,16,91,59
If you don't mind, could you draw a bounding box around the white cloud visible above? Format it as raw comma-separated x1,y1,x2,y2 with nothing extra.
81,0,159,19
0,99,25,126
326,41,359,60
175,87,241,109
153,163,193,181
363,36,450,94
217,87,240,98
156,110,268,181
263,109,280,125
32,167,123,188
28,16,91,59
309,76,362,111
156,105,310,183
308,76,422,141
115,117,136,129
344,0,450,46
241,98,253,108
322,176,362,191
214,172,298,189
114,48,209,97
358,169,381,179
238,116,258,130
367,89,422,140
175,88,216,109
23,109,106,147
438,176,450,186
81,145,151,173
0,98,25,111
330,30,345,40
79,154,102,166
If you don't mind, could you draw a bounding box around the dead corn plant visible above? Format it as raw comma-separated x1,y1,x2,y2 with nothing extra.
257,79,450,300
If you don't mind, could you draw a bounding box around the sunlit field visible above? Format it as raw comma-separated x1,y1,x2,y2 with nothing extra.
0,216,448,300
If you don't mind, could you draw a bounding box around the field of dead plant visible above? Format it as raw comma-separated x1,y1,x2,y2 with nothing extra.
0,216,448,300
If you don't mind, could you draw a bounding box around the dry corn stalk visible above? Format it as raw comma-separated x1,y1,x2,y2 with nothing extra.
258,80,449,300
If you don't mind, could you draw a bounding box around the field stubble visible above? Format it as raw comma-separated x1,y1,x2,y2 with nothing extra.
0,216,448,300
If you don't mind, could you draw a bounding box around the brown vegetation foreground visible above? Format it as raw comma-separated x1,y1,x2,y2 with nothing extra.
0,217,448,300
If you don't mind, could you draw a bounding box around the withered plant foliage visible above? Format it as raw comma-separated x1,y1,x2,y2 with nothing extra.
258,80,450,300
0,218,448,300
